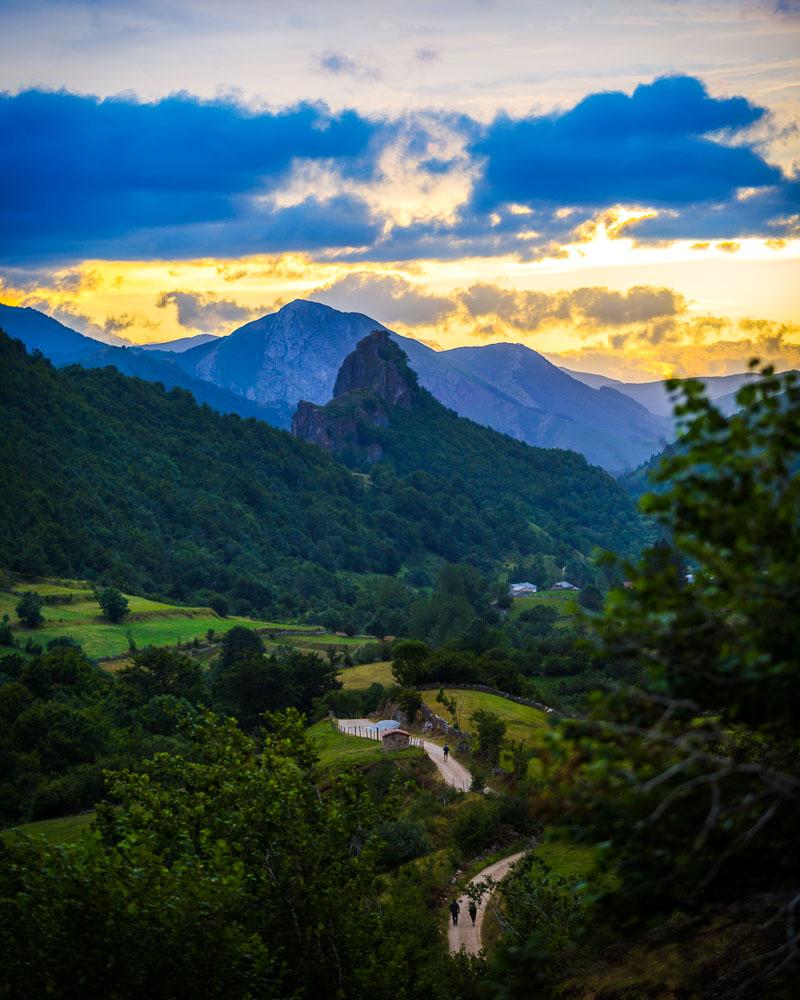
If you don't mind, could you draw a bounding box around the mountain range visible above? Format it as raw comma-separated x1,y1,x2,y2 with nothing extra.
563,366,762,417
0,304,289,425
1,297,759,474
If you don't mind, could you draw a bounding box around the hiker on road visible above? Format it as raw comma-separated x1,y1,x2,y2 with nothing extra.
443,744,450,761
468,901,477,926
448,899,460,926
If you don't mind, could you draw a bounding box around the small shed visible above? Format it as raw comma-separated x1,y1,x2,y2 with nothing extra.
381,729,410,751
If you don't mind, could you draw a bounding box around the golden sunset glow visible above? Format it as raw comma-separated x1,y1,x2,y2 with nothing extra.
4,219,799,380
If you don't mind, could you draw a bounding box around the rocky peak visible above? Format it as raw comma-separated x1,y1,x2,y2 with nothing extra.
291,331,418,464
332,329,416,406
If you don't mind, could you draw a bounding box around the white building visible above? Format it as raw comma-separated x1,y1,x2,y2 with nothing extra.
552,580,579,591
509,581,538,597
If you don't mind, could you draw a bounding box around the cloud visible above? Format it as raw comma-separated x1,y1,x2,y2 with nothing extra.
315,50,382,80
156,290,252,333
459,283,685,332
546,317,800,382
309,272,453,326
468,75,795,246
306,276,690,347
415,47,441,63
1,76,795,266
472,75,775,210
0,89,378,263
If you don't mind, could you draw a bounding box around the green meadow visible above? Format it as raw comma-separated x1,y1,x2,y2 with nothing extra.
508,589,577,620
1,580,317,660
421,687,550,745
3,811,96,845
339,660,395,689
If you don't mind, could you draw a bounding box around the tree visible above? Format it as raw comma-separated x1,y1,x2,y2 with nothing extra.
541,366,800,993
98,586,129,623
0,615,14,646
435,688,461,729
282,650,340,717
208,595,228,617
471,708,506,765
0,711,386,998
218,625,264,670
212,654,292,731
391,639,429,687
578,584,603,612
118,647,205,706
396,687,422,724
15,591,43,628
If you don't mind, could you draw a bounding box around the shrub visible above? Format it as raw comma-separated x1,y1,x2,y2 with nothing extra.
16,592,44,628
0,615,15,646
373,819,430,868
46,636,82,651
98,587,129,623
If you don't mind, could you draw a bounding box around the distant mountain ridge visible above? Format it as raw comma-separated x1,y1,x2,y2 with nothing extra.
139,333,219,353
1,299,673,472
562,366,768,417
0,303,289,425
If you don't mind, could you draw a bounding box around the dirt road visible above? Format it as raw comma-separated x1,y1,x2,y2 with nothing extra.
447,851,526,955
336,720,472,792
421,739,472,792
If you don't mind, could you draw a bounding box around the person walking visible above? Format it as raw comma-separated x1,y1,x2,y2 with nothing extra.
468,901,477,926
448,899,460,926
443,743,450,761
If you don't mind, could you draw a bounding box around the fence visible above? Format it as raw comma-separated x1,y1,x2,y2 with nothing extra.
335,720,424,748
418,702,471,746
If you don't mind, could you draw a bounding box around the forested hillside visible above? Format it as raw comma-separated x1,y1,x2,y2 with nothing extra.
294,331,645,556
0,332,644,616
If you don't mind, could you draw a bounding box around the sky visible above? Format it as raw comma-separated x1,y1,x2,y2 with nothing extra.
0,0,799,379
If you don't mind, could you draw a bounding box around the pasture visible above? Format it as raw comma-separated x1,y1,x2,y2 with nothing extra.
4,811,96,845
1,579,317,660
508,589,577,620
421,688,550,746
339,660,395,689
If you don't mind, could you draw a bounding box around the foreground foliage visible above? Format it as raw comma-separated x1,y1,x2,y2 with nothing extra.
527,367,800,996
0,711,483,999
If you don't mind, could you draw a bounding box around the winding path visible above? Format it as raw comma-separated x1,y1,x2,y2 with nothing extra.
335,718,525,955
447,851,526,955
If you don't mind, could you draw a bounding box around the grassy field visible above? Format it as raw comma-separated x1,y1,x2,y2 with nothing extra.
339,660,395,689
535,840,597,881
1,580,317,660
421,688,550,745
508,589,577,620
307,719,387,767
4,811,96,845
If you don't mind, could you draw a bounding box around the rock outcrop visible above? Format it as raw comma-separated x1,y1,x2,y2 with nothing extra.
332,329,416,407
291,330,417,463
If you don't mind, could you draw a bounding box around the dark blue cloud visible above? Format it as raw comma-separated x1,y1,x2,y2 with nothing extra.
471,75,782,210
0,89,378,262
1,77,795,266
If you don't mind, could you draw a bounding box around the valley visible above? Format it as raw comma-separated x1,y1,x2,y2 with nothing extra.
0,313,796,999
